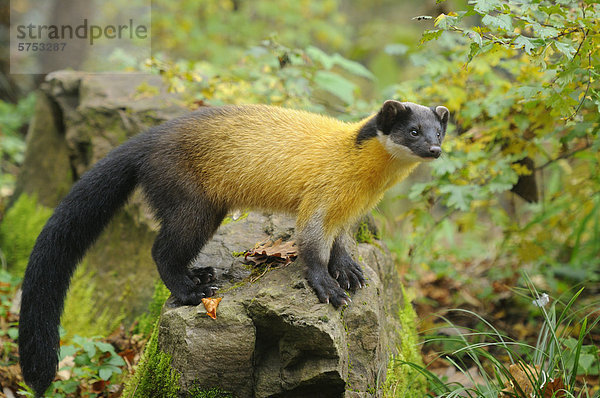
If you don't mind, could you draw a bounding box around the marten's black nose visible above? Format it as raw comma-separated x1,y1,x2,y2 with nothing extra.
429,146,442,158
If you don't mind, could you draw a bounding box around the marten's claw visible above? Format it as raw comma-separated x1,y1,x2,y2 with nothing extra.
328,257,365,292
188,266,216,285
307,269,351,308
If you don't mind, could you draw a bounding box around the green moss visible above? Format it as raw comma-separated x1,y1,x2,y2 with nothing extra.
122,321,181,398
0,193,53,275
188,385,234,398
0,194,140,340
355,221,376,244
218,279,248,294
135,280,171,336
123,322,234,398
61,262,127,341
220,212,248,226
384,287,427,397
80,110,131,144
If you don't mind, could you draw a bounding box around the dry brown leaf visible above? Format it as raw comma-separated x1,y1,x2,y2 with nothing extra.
0,364,23,394
118,348,136,364
500,362,566,398
244,238,298,266
91,379,108,393
542,376,567,398
508,363,538,396
202,297,222,320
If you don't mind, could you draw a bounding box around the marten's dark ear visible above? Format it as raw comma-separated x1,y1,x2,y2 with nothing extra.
376,100,409,133
435,106,449,127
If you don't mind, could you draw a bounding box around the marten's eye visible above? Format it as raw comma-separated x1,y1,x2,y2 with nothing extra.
410,129,419,137
436,132,441,138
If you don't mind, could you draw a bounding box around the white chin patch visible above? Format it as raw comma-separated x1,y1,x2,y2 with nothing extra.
377,131,423,162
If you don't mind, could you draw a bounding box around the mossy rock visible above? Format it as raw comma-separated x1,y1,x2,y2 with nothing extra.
122,322,234,398
0,193,52,276
12,92,73,208
126,212,425,397
383,287,427,397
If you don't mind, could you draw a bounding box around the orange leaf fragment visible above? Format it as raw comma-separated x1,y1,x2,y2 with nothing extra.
202,297,222,319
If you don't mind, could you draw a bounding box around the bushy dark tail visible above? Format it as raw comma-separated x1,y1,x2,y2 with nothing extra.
19,136,146,396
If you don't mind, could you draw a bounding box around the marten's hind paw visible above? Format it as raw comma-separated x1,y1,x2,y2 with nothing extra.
171,267,218,306
188,266,216,285
177,283,218,306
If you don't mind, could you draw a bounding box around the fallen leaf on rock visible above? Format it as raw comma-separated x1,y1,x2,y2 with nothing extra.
202,297,222,320
244,238,298,266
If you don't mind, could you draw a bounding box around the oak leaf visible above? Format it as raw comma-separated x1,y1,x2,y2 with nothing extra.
244,238,298,266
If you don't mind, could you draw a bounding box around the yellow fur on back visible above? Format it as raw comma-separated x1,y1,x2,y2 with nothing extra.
176,105,418,237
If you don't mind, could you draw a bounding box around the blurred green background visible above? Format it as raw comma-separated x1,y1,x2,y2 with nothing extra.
1,0,599,395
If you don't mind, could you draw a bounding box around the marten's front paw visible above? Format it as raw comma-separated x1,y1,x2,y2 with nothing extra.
307,269,351,308
328,257,366,291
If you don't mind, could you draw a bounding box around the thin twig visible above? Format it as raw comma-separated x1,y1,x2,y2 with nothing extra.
536,142,593,170
449,24,580,49
570,28,590,61
567,52,592,121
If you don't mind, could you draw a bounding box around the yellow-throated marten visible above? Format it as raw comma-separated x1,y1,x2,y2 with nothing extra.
19,100,448,396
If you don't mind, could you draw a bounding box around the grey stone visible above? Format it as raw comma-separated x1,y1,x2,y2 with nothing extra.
158,213,405,398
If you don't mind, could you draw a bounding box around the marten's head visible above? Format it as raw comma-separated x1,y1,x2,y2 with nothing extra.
358,100,449,161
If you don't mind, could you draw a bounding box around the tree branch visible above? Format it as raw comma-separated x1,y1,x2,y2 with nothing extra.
536,141,593,170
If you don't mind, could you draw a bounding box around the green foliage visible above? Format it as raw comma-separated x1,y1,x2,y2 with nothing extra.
355,221,377,244
135,280,171,337
122,322,181,398
390,0,600,287
146,40,375,113
0,270,20,367
148,0,426,98
44,335,126,398
151,0,351,65
0,193,53,276
5,0,599,395
411,280,599,397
